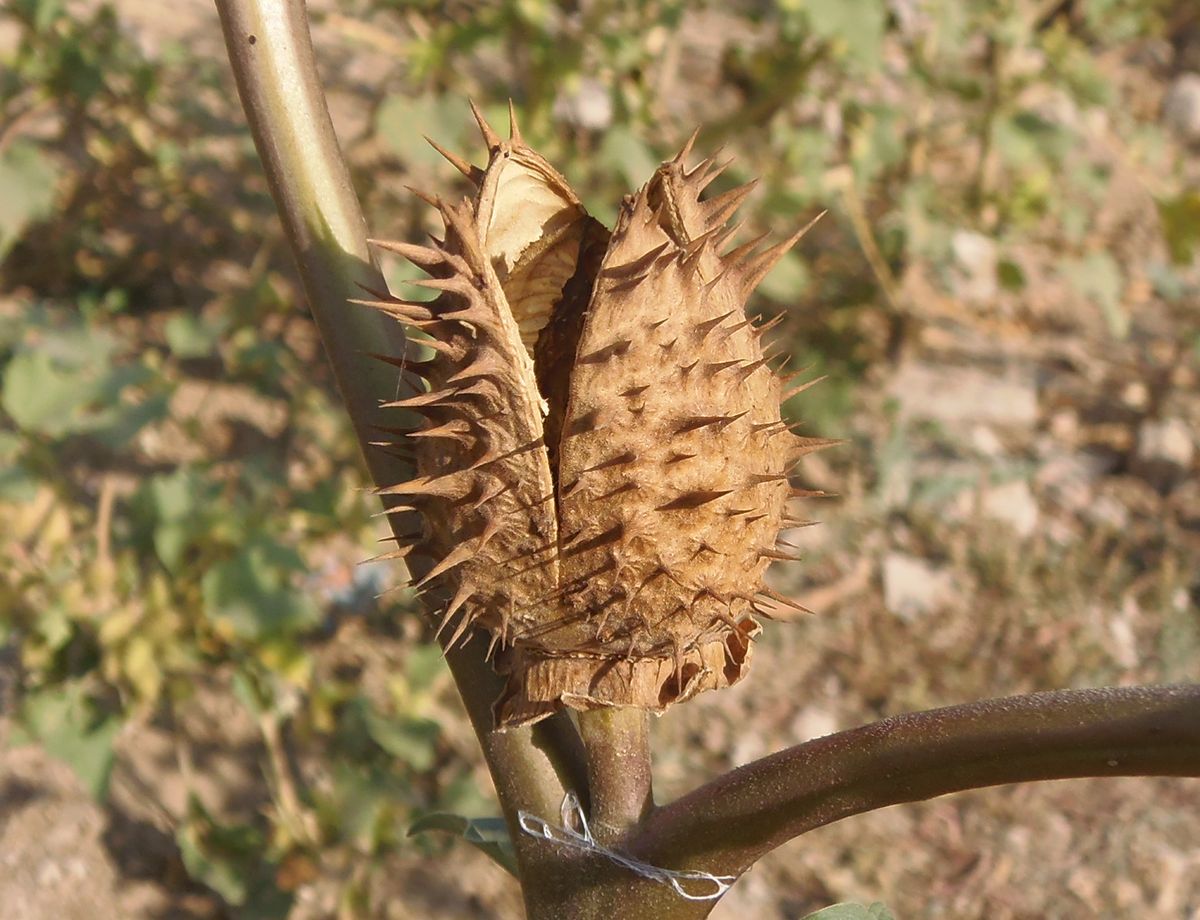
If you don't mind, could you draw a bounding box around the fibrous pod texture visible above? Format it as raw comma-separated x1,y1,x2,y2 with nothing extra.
362,102,829,728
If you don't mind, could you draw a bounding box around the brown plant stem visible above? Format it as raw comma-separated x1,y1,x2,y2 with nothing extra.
625,684,1200,908
214,0,587,879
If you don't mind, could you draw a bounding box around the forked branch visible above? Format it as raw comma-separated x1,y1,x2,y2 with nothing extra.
629,684,1200,883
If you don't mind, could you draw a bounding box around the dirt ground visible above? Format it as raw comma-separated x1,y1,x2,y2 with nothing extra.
2,1,1199,918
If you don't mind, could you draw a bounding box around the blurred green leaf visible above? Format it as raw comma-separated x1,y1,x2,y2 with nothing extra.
803,0,885,71
149,467,212,571
403,645,448,696
324,763,402,851
177,795,292,917
2,349,100,436
408,812,518,877
364,708,440,770
0,430,35,501
801,903,895,920
12,683,119,800
165,312,228,358
375,92,466,169
1158,191,1200,266
0,140,60,258
201,537,320,640
756,247,811,303
1063,250,1126,338
997,258,1025,292
0,322,154,439
600,125,659,194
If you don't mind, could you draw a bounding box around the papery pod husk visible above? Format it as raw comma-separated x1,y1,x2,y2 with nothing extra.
364,103,828,729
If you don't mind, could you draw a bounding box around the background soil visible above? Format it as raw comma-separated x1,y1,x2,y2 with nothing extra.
2,1,1199,918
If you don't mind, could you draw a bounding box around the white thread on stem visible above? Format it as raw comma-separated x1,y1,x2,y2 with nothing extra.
517,792,736,902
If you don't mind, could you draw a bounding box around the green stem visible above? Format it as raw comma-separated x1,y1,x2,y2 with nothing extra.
214,0,587,879
578,707,654,844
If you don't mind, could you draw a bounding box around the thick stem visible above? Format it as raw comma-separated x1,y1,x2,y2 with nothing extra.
578,708,654,843
628,685,1200,892
214,0,586,881
526,685,1200,920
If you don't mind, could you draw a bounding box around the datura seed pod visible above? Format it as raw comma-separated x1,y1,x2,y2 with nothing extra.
361,102,830,728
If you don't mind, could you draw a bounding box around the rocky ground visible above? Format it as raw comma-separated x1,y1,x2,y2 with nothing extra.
2,1,1199,918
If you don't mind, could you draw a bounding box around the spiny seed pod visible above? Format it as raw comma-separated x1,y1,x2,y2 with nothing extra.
360,102,830,729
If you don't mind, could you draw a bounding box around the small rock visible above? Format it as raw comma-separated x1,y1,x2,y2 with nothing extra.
1037,451,1114,513
981,479,1039,537
1108,597,1139,669
970,424,1005,458
950,229,998,303
947,476,1039,536
1048,409,1080,444
882,552,955,621
790,705,838,742
1133,417,1194,489
1120,380,1149,411
1136,417,1194,466
729,732,767,768
890,362,1038,428
1085,494,1129,530
553,78,613,131
36,859,63,886
1163,73,1200,143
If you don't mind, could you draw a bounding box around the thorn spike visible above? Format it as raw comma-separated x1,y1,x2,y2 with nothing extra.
722,231,771,266
405,184,442,209
675,127,702,165
424,136,482,183
507,99,523,144
741,211,825,293
703,180,759,227
468,98,502,149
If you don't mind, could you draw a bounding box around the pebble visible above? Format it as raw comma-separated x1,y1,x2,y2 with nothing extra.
553,78,613,131
889,362,1038,428
951,229,999,304
882,552,955,621
1133,417,1194,488
1163,73,1200,143
1037,452,1115,513
981,479,1039,537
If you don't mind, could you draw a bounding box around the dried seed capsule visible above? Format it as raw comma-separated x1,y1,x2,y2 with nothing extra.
369,103,826,728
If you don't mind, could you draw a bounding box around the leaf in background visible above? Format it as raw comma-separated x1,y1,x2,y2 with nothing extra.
375,92,467,170
0,430,35,501
165,311,228,358
363,707,440,771
0,321,158,440
755,246,811,303
1063,250,1126,338
149,467,213,571
2,349,102,436
402,644,448,696
177,795,293,918
1158,190,1200,266
0,140,60,258
803,0,885,71
12,683,120,800
599,125,659,195
201,537,320,640
801,903,896,920
408,812,518,877
850,104,905,187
